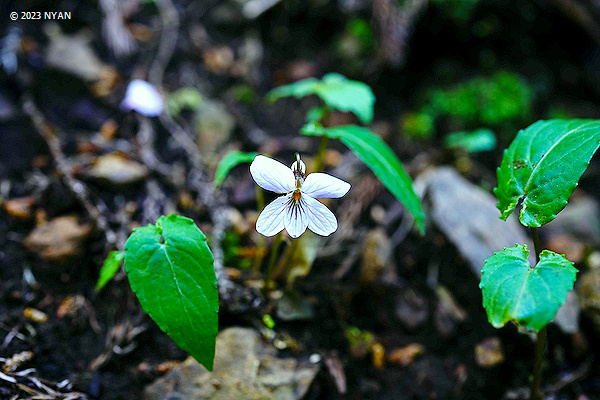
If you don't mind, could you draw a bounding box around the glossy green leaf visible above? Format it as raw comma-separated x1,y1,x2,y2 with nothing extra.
444,129,496,153
214,151,258,188
95,250,124,293
480,244,577,332
124,214,218,370
302,123,425,234
267,73,375,124
495,119,600,227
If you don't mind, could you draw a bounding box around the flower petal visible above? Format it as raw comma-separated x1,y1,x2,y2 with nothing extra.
302,173,351,198
284,198,309,238
120,79,164,117
256,195,290,236
250,155,296,194
303,195,338,236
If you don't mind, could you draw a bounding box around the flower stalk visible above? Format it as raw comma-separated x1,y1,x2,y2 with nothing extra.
253,186,266,276
265,231,283,289
313,136,329,173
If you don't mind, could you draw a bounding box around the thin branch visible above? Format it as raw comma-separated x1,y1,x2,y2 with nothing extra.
22,95,116,247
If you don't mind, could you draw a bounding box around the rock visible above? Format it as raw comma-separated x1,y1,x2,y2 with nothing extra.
577,269,600,333
44,24,119,96
553,291,580,334
45,24,111,81
23,215,93,262
387,343,425,366
414,167,534,276
543,194,600,247
144,327,318,400
88,153,148,185
546,234,586,263
474,337,504,368
196,100,236,160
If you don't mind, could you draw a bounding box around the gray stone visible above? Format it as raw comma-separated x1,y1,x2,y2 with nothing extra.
144,327,318,400
414,167,534,276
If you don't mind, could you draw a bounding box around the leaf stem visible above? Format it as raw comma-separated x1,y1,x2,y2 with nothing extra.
265,231,283,289
531,227,541,263
530,226,545,400
530,325,547,400
313,136,329,172
253,187,266,276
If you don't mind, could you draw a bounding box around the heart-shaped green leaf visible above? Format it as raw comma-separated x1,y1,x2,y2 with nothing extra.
267,73,375,124
95,250,124,293
302,123,425,234
124,214,218,370
480,244,577,332
495,119,600,227
214,151,257,188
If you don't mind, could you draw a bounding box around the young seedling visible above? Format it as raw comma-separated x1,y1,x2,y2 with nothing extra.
268,73,425,234
480,119,600,400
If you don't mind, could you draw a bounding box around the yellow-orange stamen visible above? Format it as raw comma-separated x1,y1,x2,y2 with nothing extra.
293,190,301,201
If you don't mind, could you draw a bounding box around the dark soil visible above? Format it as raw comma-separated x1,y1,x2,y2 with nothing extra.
1,0,600,399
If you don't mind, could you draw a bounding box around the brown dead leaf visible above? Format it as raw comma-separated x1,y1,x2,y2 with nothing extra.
23,215,93,263
3,196,36,219
23,308,48,323
388,343,425,366
89,153,148,185
475,337,504,368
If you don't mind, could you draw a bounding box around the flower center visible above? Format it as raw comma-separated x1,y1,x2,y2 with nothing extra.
292,190,301,202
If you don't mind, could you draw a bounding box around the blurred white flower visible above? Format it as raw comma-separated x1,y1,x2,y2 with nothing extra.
250,154,350,238
121,79,164,117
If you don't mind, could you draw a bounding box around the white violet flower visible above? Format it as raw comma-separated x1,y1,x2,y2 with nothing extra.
121,79,164,117
250,154,351,238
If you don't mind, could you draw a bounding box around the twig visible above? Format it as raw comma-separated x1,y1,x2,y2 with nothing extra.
545,0,600,43
136,115,171,176
543,358,592,393
372,0,428,67
22,95,116,247
148,0,180,87
332,230,367,280
148,0,234,297
99,0,138,57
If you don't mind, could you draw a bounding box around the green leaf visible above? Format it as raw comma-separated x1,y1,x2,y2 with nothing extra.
444,128,496,153
214,151,258,188
167,87,203,116
267,73,375,124
306,106,327,123
95,250,125,293
124,214,218,370
494,119,600,227
302,123,425,234
480,244,577,332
